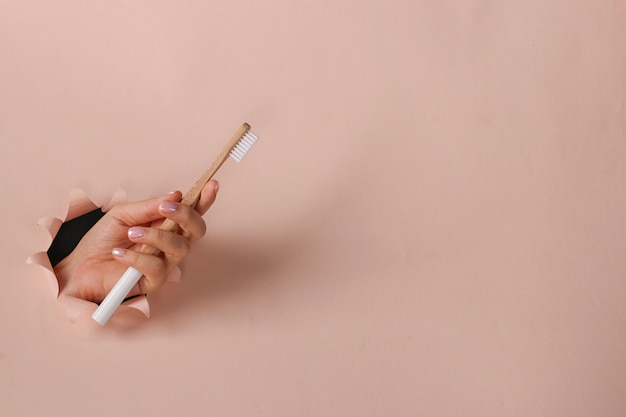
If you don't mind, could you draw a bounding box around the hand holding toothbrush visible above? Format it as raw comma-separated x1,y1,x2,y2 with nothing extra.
53,180,219,304
53,123,257,325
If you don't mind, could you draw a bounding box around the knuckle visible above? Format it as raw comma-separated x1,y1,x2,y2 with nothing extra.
151,259,167,277
136,253,166,279
197,222,207,239
142,263,166,294
180,238,191,254
169,239,190,264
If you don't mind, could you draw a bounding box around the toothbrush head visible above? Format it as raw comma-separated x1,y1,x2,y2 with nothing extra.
229,127,259,163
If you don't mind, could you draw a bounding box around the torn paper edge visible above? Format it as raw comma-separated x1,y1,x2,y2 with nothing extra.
26,188,181,322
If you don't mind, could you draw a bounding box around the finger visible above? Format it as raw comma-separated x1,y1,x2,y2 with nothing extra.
126,226,190,269
157,200,207,242
109,191,182,227
111,247,168,295
195,180,219,216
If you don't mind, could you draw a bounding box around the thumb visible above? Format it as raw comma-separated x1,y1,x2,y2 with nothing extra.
108,191,182,226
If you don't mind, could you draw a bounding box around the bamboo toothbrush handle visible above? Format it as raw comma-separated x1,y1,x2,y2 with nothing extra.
137,123,250,257
178,122,250,208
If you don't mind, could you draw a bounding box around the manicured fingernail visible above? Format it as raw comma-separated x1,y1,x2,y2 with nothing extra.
128,227,145,239
112,248,127,257
159,200,178,213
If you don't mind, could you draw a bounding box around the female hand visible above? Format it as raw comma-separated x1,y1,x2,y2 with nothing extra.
53,180,219,303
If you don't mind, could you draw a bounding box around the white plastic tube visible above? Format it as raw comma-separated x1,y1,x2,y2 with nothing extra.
92,266,142,325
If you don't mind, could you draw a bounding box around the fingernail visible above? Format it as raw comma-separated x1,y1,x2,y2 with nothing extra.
112,248,127,257
214,181,219,194
159,200,178,213
128,227,145,239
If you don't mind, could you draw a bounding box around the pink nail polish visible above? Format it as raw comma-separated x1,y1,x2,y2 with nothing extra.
112,248,127,257
159,200,178,213
128,227,145,239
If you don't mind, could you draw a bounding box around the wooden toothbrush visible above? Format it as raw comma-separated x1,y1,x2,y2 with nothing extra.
92,123,259,325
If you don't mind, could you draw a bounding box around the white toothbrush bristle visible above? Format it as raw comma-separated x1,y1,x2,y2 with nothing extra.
229,130,259,162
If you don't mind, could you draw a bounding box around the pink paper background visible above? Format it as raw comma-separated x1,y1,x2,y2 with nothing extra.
2,1,626,416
